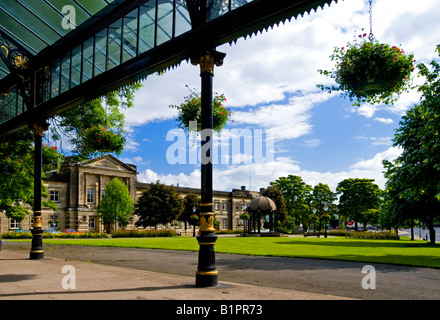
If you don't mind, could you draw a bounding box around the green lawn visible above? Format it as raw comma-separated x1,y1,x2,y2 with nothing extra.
7,236,440,268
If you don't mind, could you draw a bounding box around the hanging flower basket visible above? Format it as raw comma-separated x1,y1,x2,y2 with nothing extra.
169,86,233,134
318,35,416,106
0,156,23,174
42,144,65,171
82,125,126,154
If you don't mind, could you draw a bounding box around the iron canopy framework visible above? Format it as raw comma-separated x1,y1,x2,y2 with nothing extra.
0,0,336,136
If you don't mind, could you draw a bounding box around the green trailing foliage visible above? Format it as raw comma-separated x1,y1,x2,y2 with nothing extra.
318,35,415,106
169,86,233,134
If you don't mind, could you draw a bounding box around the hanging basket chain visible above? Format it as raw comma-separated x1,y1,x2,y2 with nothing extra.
368,0,374,42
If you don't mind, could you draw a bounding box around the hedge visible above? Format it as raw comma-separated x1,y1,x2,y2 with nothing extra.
1,232,109,239
110,229,177,238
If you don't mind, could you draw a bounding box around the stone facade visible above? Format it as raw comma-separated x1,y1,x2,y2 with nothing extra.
0,154,258,233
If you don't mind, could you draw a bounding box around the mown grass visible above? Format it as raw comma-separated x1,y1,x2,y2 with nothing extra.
7,236,440,268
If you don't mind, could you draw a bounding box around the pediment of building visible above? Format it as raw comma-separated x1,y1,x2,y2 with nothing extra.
78,154,137,174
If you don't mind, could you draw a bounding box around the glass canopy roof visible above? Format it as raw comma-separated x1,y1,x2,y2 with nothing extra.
0,0,116,81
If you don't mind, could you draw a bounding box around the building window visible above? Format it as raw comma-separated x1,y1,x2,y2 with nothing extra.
50,190,59,202
235,203,239,211
87,188,95,203
214,201,220,211
9,219,19,230
222,219,227,229
89,217,95,229
222,202,227,211
49,215,59,229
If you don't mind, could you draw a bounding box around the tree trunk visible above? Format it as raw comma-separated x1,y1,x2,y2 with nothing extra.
428,219,436,244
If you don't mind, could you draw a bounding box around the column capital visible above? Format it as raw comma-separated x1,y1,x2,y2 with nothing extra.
191,49,226,74
29,122,49,136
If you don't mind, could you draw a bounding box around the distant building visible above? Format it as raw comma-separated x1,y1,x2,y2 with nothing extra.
0,154,258,233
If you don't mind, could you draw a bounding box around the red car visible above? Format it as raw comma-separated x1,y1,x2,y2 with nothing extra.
63,229,80,234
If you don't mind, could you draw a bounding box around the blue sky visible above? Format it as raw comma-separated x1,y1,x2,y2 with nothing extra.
114,0,440,193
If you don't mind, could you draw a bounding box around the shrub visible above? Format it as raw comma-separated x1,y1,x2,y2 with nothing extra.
215,229,242,235
1,231,109,239
1,231,32,239
111,229,177,238
345,231,399,240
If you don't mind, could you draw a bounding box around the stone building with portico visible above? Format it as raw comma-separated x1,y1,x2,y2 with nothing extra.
0,154,258,233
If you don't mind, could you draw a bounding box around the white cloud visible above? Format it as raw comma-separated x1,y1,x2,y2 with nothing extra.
137,146,402,193
233,92,331,141
373,117,394,124
355,136,393,146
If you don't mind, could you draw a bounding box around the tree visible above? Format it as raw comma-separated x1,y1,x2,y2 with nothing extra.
310,183,337,236
1,84,141,226
135,181,183,229
0,129,57,224
382,45,440,243
336,178,382,231
270,175,312,229
261,185,288,228
98,178,135,231
50,83,142,160
180,193,200,236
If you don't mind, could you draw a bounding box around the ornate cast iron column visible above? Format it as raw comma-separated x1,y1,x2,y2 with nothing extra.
191,49,226,287
29,122,49,260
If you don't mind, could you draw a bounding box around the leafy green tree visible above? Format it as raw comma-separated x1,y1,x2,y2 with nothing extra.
336,178,382,231
135,181,183,229
262,185,288,228
98,178,135,231
382,45,440,243
50,83,142,160
0,130,57,224
270,175,312,228
180,193,200,235
310,183,337,235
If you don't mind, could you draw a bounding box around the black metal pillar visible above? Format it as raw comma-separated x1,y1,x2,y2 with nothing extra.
29,122,49,260
191,49,225,287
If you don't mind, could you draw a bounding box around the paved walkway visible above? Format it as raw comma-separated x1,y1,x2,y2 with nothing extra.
2,240,440,301
0,246,348,301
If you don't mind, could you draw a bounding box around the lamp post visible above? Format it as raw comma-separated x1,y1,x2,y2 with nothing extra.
191,48,226,287
193,205,196,237
323,203,329,238
313,207,317,236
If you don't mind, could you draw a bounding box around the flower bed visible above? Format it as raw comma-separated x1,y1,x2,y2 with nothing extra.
1,231,109,239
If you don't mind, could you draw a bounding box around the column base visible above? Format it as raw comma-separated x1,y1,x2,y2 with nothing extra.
195,270,218,287
30,250,44,260
30,228,44,260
